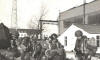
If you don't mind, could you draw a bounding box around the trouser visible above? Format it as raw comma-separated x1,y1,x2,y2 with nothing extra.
76,53,89,60
21,52,30,60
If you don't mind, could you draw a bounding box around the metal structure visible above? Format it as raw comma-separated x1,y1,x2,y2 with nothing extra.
83,0,86,24
11,0,18,30
83,0,86,54
39,20,58,39
58,10,61,35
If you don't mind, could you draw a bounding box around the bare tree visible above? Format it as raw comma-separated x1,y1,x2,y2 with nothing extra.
28,3,49,30
28,16,39,29
39,3,49,20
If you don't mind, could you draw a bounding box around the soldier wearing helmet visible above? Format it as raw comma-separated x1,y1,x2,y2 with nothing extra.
10,31,19,48
12,31,19,40
74,30,88,60
46,33,63,60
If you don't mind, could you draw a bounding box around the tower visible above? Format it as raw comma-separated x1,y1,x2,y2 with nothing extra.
11,0,18,29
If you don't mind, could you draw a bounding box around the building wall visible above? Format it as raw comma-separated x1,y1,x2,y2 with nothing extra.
60,0,100,20
10,29,40,38
19,32,28,37
58,24,100,51
60,0,100,34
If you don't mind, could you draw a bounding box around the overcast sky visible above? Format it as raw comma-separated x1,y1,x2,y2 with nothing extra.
0,0,94,35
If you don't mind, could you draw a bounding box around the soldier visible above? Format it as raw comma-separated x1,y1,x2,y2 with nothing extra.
9,31,21,59
21,37,31,60
59,45,66,60
74,30,88,60
46,33,63,60
31,40,42,60
50,33,61,49
86,37,97,60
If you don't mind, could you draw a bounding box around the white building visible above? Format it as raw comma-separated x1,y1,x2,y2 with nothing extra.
10,29,40,38
58,24,100,59
58,24,100,51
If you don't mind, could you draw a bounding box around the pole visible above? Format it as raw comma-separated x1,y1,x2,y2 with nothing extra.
16,0,18,31
83,0,86,24
11,0,18,29
83,0,86,57
58,10,60,36
40,20,42,39
39,20,58,39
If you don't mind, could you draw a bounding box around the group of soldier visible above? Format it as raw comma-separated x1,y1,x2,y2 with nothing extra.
0,31,66,60
0,28,99,60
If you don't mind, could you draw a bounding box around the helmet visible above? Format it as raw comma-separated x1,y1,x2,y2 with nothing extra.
50,33,58,40
12,31,19,39
13,31,19,36
75,30,83,37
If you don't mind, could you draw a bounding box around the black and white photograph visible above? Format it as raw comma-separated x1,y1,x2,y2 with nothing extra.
0,0,100,60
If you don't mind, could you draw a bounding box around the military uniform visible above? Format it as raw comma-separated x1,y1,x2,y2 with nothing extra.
47,39,62,60
74,30,89,60
31,42,42,60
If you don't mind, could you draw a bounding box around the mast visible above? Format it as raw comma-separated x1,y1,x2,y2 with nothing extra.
83,0,86,55
83,0,86,24
11,0,18,30
58,10,60,35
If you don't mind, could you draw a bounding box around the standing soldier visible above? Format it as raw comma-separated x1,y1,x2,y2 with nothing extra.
86,37,97,60
74,30,88,60
31,40,42,60
11,31,21,57
45,33,64,60
21,37,31,60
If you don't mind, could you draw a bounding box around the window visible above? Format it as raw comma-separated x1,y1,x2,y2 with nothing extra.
74,17,83,24
64,16,83,28
96,36,100,47
65,36,67,46
88,13,100,24
64,21,72,28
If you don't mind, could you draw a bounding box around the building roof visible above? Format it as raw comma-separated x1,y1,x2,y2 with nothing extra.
61,0,96,14
9,29,41,34
60,0,100,20
0,23,8,29
73,24,100,34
